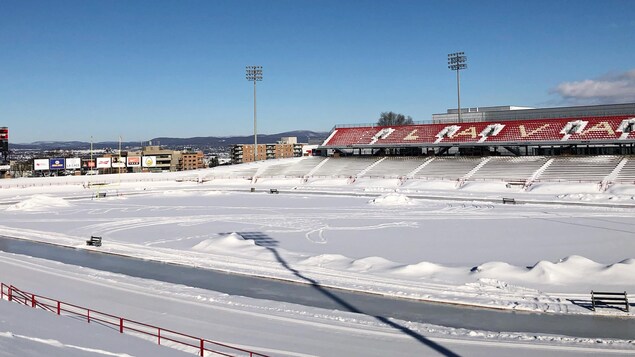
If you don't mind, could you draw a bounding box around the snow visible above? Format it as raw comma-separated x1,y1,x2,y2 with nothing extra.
368,193,413,205
0,301,190,357
5,194,71,212
1,162,635,356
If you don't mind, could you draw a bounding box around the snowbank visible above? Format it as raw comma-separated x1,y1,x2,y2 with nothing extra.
5,195,71,212
368,193,413,206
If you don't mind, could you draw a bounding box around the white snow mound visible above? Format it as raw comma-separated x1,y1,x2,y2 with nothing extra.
6,195,71,212
368,193,413,206
192,233,256,252
349,257,396,272
395,261,446,276
471,255,635,286
203,191,228,196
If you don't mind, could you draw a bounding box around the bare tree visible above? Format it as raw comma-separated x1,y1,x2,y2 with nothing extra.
377,112,414,126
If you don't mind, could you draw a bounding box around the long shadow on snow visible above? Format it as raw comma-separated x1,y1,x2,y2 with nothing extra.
236,231,461,357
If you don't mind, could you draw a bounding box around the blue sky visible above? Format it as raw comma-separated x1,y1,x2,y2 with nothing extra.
1,0,634,143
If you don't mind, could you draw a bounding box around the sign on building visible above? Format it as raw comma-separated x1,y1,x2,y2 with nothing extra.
82,159,96,169
66,158,81,170
142,156,156,167
127,156,141,167
49,158,65,170
34,159,49,171
111,156,127,168
96,157,112,168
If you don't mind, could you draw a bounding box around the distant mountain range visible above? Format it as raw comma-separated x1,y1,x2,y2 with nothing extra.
11,130,329,150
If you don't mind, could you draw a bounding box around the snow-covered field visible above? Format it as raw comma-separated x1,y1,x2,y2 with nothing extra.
1,159,634,356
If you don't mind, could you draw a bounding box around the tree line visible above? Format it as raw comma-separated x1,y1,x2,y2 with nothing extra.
377,112,414,126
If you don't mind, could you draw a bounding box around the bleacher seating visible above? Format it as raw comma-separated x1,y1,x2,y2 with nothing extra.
438,122,495,143
615,157,635,183
325,127,381,146
311,157,380,177
488,119,567,142
198,154,635,186
537,156,621,182
570,117,632,140
413,158,482,179
363,157,428,178
258,157,326,177
321,116,635,147
470,156,548,181
373,124,444,145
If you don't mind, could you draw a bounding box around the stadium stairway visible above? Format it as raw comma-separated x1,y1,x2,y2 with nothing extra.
355,157,386,179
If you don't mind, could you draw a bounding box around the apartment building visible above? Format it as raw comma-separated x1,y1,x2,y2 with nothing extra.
230,138,304,164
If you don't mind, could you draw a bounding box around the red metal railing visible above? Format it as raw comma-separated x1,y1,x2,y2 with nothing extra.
1,283,268,357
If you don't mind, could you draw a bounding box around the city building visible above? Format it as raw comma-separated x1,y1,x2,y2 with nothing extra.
179,151,205,171
230,137,305,164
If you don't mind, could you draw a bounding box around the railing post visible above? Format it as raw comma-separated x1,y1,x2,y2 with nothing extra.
200,339,204,356
158,328,161,345
57,301,61,315
31,294,36,308
119,318,124,333
87,309,91,323
8,287,12,302
1,283,4,300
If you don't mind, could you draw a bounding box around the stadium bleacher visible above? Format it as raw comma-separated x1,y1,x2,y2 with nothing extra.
198,155,635,189
258,157,327,177
310,157,379,177
322,115,635,147
469,156,549,182
534,156,621,183
412,157,482,180
613,157,635,183
207,112,635,187
362,157,428,178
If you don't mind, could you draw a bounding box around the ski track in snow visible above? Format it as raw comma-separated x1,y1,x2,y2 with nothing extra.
1,176,635,356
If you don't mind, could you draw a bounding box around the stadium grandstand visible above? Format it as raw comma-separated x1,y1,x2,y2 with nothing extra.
196,154,635,191
190,102,634,191
318,103,635,157
192,103,635,191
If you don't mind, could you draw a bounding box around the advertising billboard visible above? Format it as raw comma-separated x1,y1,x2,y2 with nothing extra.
96,157,112,168
142,156,157,167
49,158,65,170
0,127,7,140
66,158,81,170
127,156,141,167
111,156,127,168
82,159,96,169
34,159,49,171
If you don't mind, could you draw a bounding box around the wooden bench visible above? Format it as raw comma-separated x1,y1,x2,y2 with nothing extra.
505,181,525,188
591,291,629,312
86,236,102,247
502,197,516,204
269,189,279,194
95,192,107,198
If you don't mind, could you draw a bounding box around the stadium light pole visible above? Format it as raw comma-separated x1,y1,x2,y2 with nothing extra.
246,66,263,162
448,52,467,123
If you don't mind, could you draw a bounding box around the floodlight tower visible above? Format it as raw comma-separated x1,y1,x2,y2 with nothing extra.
448,52,467,123
246,66,263,162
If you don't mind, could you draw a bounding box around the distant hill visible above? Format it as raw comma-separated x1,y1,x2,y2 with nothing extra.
11,130,329,151
150,130,328,147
